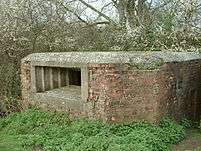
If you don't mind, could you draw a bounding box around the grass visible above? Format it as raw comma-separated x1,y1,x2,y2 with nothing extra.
0,108,187,151
171,126,201,151
0,133,31,151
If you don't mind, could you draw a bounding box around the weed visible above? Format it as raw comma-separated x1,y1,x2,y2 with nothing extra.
180,118,192,129
0,96,22,117
0,109,186,151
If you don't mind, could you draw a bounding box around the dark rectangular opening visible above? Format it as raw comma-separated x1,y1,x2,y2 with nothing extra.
69,68,81,86
35,66,81,93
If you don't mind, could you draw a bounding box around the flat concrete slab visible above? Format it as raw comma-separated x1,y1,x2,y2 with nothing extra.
22,52,201,65
33,86,83,111
38,85,81,100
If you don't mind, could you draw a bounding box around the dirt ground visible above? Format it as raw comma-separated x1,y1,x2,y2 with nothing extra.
172,129,201,151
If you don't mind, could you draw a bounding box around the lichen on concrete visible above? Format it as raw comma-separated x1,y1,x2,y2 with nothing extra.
128,55,165,70
22,51,201,65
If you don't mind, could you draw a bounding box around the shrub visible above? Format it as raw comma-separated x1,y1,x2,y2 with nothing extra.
180,118,192,129
0,109,186,151
0,96,22,117
159,118,186,144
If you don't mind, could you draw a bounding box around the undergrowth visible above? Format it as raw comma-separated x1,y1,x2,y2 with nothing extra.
0,96,22,117
0,108,186,151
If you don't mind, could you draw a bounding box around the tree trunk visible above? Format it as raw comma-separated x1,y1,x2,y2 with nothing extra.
117,0,127,28
117,0,151,32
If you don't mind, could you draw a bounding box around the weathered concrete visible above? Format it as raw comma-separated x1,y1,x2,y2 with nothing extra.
21,52,201,123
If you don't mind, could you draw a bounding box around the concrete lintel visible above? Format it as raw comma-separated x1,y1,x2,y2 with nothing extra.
30,61,87,68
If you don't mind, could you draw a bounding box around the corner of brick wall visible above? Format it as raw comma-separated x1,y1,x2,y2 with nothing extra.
88,60,201,123
156,60,201,122
20,61,31,109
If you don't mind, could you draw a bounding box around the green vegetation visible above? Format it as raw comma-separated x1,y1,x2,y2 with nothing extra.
194,148,201,151
172,128,201,151
199,121,201,131
0,109,186,151
0,96,22,117
180,118,192,129
0,134,31,151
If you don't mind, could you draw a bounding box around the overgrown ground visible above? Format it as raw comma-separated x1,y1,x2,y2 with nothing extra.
0,108,200,151
172,129,201,151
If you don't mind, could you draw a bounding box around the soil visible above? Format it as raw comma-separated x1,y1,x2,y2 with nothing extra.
172,129,201,151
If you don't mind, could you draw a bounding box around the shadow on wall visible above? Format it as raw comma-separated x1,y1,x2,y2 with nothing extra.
166,61,201,122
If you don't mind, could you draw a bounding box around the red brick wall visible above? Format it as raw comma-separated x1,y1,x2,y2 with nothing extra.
21,60,201,123
88,64,160,122
156,60,201,122
88,61,201,123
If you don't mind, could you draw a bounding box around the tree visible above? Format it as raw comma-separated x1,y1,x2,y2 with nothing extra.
0,0,201,106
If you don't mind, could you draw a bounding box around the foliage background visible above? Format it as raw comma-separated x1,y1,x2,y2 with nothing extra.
0,0,201,113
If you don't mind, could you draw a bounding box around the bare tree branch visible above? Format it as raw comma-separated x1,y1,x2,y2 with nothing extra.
62,4,89,24
148,0,153,9
51,0,89,24
151,0,173,13
111,0,118,8
100,2,113,12
77,0,116,24
83,21,110,28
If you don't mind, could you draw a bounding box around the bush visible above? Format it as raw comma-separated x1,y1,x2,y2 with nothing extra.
159,118,186,144
0,109,186,151
180,118,192,129
0,96,22,117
